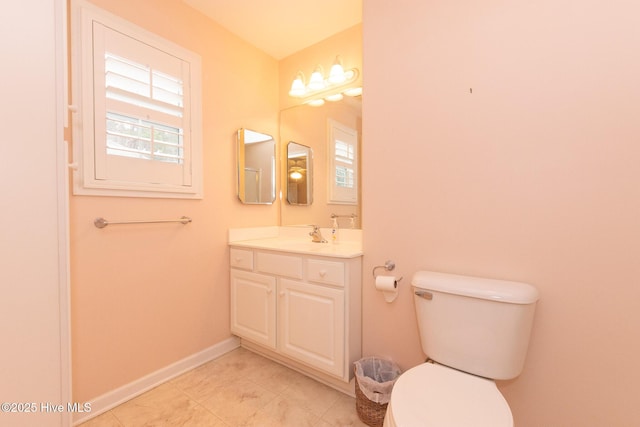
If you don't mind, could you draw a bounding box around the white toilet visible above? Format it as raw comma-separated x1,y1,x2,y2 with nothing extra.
384,271,539,427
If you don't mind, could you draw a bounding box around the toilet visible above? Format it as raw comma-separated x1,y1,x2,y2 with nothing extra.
384,271,539,427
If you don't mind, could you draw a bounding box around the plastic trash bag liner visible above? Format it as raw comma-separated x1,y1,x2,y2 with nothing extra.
354,357,402,404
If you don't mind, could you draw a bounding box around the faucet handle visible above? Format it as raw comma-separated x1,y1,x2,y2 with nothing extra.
308,225,327,243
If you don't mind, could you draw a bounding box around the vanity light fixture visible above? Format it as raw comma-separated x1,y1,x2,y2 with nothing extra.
328,56,347,84
289,55,360,105
307,65,326,91
306,99,325,107
288,71,306,97
343,86,363,97
325,93,344,102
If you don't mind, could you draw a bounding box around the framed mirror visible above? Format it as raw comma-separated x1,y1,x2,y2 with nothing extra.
287,142,313,205
280,98,361,227
236,128,276,204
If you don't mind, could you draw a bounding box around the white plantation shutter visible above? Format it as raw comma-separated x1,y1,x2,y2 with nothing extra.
72,0,202,198
327,119,358,204
92,23,191,186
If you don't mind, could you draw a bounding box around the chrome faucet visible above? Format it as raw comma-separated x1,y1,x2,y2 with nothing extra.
309,225,327,243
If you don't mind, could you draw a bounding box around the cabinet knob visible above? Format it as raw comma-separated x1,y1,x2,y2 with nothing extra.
266,289,273,294
279,291,286,297
319,270,327,277
235,257,242,262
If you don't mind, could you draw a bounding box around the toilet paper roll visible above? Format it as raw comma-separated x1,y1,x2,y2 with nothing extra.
376,275,399,303
375,275,398,291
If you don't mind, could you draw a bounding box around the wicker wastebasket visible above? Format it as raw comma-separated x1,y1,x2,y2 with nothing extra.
354,357,401,427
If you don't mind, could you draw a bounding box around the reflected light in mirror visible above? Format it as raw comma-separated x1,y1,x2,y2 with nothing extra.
307,99,325,107
343,87,362,96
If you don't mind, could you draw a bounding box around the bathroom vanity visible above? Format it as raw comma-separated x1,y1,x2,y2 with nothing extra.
228,227,362,392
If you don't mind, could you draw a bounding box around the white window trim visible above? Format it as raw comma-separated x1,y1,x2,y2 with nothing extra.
327,119,358,205
70,0,203,198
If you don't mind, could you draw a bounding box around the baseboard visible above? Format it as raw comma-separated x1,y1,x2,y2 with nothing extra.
73,336,240,425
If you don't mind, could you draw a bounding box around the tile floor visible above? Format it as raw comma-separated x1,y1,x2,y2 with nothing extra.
79,347,370,427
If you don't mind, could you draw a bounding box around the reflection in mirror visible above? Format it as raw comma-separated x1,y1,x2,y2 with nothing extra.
237,128,276,204
287,142,313,205
327,119,358,205
280,98,361,228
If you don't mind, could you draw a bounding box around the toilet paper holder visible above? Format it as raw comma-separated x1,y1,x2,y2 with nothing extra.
372,260,403,282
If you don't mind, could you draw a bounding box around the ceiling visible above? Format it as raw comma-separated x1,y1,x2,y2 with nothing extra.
181,0,362,60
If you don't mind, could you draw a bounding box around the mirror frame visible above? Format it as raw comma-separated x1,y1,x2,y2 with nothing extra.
286,141,313,206
236,128,276,204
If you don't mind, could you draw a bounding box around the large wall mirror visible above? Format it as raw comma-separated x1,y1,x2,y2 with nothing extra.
280,98,362,228
237,128,276,204
287,142,313,205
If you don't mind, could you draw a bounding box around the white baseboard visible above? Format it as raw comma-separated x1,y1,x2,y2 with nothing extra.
73,336,240,425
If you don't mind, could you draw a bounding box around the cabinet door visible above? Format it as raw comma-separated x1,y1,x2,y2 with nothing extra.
230,269,276,349
278,279,345,378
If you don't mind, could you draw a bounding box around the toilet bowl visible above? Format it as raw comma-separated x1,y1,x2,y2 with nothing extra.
384,363,512,427
384,270,538,427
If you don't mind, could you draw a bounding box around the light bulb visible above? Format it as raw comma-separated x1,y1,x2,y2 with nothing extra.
288,72,306,97
343,86,363,97
325,93,343,102
307,66,325,91
328,56,346,84
307,99,325,107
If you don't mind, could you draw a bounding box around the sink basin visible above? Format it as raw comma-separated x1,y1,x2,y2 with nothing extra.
229,238,362,258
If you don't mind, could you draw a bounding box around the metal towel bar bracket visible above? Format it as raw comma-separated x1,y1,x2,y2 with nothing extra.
94,216,192,229
330,213,358,219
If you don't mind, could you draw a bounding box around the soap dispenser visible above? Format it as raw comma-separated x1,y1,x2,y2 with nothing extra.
331,217,339,243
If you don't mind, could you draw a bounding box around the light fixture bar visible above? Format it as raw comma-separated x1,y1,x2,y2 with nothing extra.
289,67,360,100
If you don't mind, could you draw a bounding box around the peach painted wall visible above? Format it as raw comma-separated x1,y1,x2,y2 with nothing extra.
363,0,640,425
70,0,279,401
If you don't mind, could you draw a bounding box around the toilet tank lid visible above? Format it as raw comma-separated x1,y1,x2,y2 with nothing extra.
412,271,539,304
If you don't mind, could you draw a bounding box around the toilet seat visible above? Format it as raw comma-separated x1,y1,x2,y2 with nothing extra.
385,363,513,427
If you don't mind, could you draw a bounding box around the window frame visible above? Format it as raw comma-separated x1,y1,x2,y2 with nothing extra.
327,119,358,205
71,0,203,198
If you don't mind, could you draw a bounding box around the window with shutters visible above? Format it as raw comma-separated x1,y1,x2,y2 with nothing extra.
71,0,203,198
327,119,358,205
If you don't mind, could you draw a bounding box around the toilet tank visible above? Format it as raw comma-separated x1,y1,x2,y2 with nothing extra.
412,271,539,380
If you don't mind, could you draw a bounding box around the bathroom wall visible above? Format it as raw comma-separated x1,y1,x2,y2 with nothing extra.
363,0,640,425
1,1,68,425
70,0,279,402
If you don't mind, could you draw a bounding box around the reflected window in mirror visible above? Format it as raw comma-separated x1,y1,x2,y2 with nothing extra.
287,142,313,205
237,128,276,204
327,119,358,205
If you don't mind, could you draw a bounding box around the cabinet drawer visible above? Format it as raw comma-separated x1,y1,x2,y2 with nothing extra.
256,252,303,279
306,259,345,287
230,248,254,270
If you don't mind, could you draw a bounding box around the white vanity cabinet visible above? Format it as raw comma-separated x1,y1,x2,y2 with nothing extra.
229,269,276,349
229,246,362,385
